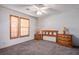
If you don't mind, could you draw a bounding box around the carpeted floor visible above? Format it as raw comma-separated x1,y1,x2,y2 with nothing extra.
0,40,79,55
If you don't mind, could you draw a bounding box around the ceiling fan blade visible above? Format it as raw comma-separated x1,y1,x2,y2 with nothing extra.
41,10,47,14
32,5,39,10
41,7,49,10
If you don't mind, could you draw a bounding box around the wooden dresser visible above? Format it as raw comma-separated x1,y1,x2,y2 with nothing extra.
57,34,72,47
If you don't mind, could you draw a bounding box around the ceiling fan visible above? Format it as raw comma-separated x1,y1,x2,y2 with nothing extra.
32,5,50,15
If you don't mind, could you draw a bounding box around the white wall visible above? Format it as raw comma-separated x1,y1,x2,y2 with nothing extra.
37,9,79,46
0,6,37,49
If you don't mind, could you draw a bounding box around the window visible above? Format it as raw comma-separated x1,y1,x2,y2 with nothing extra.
10,15,19,39
20,17,29,37
10,15,29,39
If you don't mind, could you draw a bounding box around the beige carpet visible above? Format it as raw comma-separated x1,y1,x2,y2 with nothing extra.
0,40,79,55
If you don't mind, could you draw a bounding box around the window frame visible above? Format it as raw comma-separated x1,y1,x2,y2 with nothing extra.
10,15,19,39
10,15,30,39
19,17,30,37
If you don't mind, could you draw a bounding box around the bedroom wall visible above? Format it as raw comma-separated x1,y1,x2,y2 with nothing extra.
37,9,79,46
0,6,37,49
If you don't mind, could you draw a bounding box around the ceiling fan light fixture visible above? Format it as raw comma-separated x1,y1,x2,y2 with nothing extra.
37,11,42,15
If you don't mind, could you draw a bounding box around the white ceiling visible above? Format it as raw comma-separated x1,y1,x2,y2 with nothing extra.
1,4,79,18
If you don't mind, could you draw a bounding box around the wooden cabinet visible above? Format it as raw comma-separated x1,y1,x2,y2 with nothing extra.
57,34,72,47
34,34,43,40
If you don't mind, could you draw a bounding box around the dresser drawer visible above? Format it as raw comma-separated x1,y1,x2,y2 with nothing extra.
57,40,65,45
58,37,71,42
58,40,72,47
